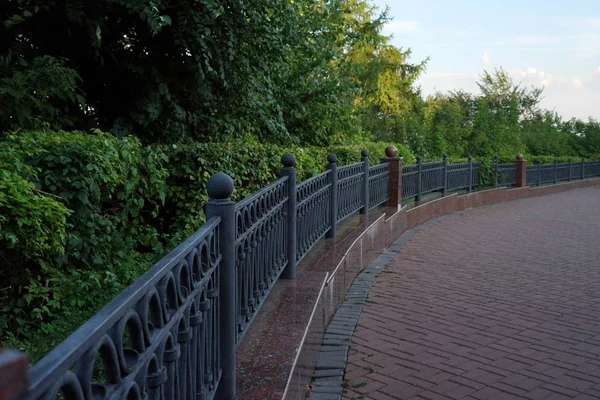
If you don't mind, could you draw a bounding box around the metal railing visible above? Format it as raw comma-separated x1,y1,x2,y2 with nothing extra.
234,177,289,339
526,158,600,186
495,163,518,186
368,162,390,210
9,149,600,400
336,162,365,222
402,154,479,201
296,171,332,261
25,217,224,400
13,149,392,400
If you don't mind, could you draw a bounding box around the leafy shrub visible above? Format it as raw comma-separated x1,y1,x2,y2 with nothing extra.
156,137,414,242
0,130,167,354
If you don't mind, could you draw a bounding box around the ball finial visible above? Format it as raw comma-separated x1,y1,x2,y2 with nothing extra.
468,155,472,161
327,153,337,164
516,153,523,161
281,152,296,167
207,172,234,199
385,145,398,158
361,148,369,158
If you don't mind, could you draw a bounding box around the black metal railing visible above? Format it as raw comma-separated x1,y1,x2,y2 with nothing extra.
495,163,517,186
234,177,289,339
25,217,223,400
296,171,332,262
336,162,365,222
12,149,600,400
368,163,390,210
401,163,419,199
526,158,600,186
402,155,480,201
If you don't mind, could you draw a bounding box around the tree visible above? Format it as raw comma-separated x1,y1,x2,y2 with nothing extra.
477,68,543,119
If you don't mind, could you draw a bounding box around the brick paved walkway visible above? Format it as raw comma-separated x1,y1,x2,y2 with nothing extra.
343,187,600,400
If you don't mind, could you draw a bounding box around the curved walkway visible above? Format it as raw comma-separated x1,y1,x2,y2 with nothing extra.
342,187,600,400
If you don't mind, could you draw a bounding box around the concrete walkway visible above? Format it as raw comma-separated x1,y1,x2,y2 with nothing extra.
342,187,600,400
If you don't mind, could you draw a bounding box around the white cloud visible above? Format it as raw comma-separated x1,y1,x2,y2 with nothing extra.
572,78,584,89
482,51,490,67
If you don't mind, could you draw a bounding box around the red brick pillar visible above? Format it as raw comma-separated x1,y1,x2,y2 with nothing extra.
513,153,527,187
380,146,403,208
0,350,28,400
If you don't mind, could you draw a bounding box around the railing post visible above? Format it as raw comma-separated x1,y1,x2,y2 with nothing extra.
442,153,448,196
0,350,28,400
326,154,337,239
581,157,585,180
416,156,422,204
494,155,499,187
513,153,526,187
361,149,369,214
280,153,297,279
537,161,541,186
380,146,402,208
468,155,473,193
554,159,558,184
568,159,572,181
206,173,236,400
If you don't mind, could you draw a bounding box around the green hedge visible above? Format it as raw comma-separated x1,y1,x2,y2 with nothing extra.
0,131,413,360
4,129,596,360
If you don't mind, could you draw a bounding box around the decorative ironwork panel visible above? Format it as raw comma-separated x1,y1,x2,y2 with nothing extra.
571,163,583,179
27,218,223,400
234,177,289,339
556,163,570,181
585,161,600,177
447,162,470,191
527,163,540,185
401,164,418,199
472,162,482,187
337,163,365,221
368,163,390,209
296,171,332,262
420,161,444,193
540,164,556,184
496,163,517,186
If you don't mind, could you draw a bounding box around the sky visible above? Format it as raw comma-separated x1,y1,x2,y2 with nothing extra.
371,0,600,120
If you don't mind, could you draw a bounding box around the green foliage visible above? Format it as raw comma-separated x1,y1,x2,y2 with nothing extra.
0,54,83,131
0,130,167,354
2,0,600,363
157,137,413,242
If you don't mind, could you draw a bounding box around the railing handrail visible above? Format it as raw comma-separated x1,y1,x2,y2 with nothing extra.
27,216,222,398
234,175,289,211
12,148,600,400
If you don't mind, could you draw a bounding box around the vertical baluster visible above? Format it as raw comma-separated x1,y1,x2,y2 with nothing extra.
206,173,236,400
494,155,499,187
177,319,191,400
581,157,585,180
468,156,473,193
442,154,448,196
361,149,369,214
280,153,297,279
568,159,572,181
416,156,422,203
554,160,558,184
326,154,337,239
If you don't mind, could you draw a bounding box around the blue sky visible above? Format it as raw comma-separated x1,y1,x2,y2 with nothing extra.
372,0,600,120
